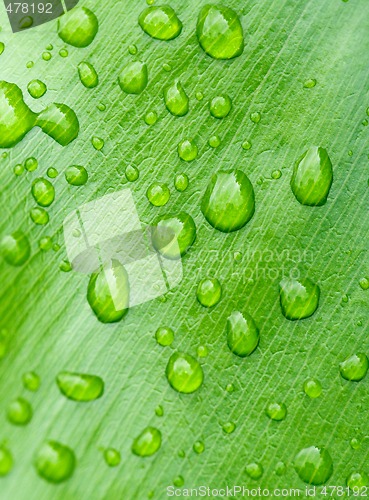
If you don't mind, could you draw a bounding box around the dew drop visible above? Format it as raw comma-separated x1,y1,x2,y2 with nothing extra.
250,111,261,123
178,139,198,162
265,402,287,421
118,61,148,94
56,372,104,402
279,278,320,320
294,446,333,485
128,44,138,55
359,277,369,290
7,397,32,426
196,5,244,59
139,6,182,41
275,461,286,476
208,135,221,148
0,42,4,56
65,165,88,186
0,231,30,266
155,405,164,417
197,345,208,358
47,167,58,179
227,311,259,357
144,110,158,125
39,236,52,252
201,169,255,233
350,438,361,450
30,207,49,225
222,421,236,434
13,164,24,176
196,91,204,101
303,79,317,89
132,427,161,457
303,378,322,398
59,48,68,57
27,79,47,99
22,371,40,392
164,80,189,117
31,178,55,207
0,446,12,477
193,441,205,454
166,352,203,393
196,278,222,307
42,52,52,61
242,140,252,150
272,169,282,179
147,182,170,206
246,462,263,480
347,472,369,491
226,383,235,393
104,448,121,467
339,353,369,382
35,441,76,483
92,136,104,150
125,165,139,182
151,212,196,259
25,157,38,171
155,326,174,347
59,260,72,272
209,94,232,119
174,173,189,192
36,103,79,146
173,476,184,487
78,61,98,88
26,61,34,68
58,7,98,48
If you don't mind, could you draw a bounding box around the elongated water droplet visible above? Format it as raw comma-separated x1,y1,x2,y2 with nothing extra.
36,103,79,146
78,62,98,88
227,311,259,357
279,278,320,320
291,146,333,206
246,462,263,480
132,427,161,457
155,405,164,417
196,278,222,307
197,5,244,59
128,44,138,55
303,378,322,398
347,472,369,490
58,7,98,47
118,61,148,94
27,79,47,99
35,441,76,483
7,397,32,425
104,448,121,467
359,277,369,290
139,6,182,40
166,352,203,393
210,94,232,118
178,139,198,162
155,326,174,347
174,173,189,192
151,212,196,259
294,446,333,485
0,446,12,476
0,231,30,266
265,402,287,421
164,80,189,117
87,260,130,323
30,207,49,225
339,353,368,382
56,372,104,402
23,371,40,392
31,178,55,207
147,182,170,206
0,43,4,56
65,165,88,186
201,169,255,233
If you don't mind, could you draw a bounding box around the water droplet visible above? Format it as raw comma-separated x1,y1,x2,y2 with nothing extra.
275,461,286,476
196,278,222,307
0,446,12,476
30,207,49,225
201,169,255,233
26,61,34,68
45,44,53,51
7,397,32,425
56,372,104,402
174,173,189,192
272,169,282,179
226,383,235,393
222,421,236,434
104,448,120,467
339,353,369,382
47,167,58,178
152,212,196,259
196,5,243,59
196,91,204,101
197,345,208,358
78,61,98,88
250,111,261,123
233,251,242,262
92,136,104,150
0,231,30,266
125,165,139,182
31,178,55,207
291,146,333,206
166,352,203,393
25,157,38,171
14,164,24,176
279,278,320,320
265,402,287,421
162,63,171,72
0,42,4,56
209,95,232,119
208,135,221,148
128,44,138,55
347,472,369,491
132,427,161,457
227,311,259,357
59,48,68,57
173,476,184,487
348,149,353,157
294,446,333,485
193,441,205,454
118,61,148,94
178,139,198,162
39,236,52,251
87,260,129,323
155,326,174,347
36,103,79,146
147,182,170,206
164,80,189,117
59,259,72,272
27,79,47,99
53,243,60,252
65,165,88,186
144,110,158,125
359,277,369,290
58,7,98,47
97,102,106,112
155,405,164,417
22,371,40,392
42,52,52,61
303,79,317,89
350,437,361,450
246,462,263,480
303,378,322,399
139,6,182,41
35,441,76,483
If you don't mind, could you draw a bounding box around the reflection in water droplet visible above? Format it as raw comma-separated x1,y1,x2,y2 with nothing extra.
174,173,189,192
303,378,322,398
32,178,55,207
209,95,232,119
178,139,198,161
25,157,38,171
30,207,49,225
147,182,170,206
265,402,287,421
164,80,189,117
65,165,88,186
347,472,369,491
155,326,174,346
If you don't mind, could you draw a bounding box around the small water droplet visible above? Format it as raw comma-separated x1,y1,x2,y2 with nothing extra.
265,402,287,421
92,136,104,150
222,421,236,434
45,44,53,51
155,326,174,346
195,91,204,101
271,169,282,179
32,177,55,207
177,450,185,458
118,61,148,94
0,231,30,266
39,236,52,251
104,448,121,467
196,278,222,307
56,372,104,401
250,111,261,123
348,149,353,157
209,95,232,119
22,371,40,392
7,397,32,426
25,157,38,172
242,140,252,150
279,278,320,320
162,62,171,72
166,352,203,393
208,135,221,148
233,251,242,263
303,378,322,398
13,164,24,176
97,102,106,111
227,311,259,357
42,52,52,61
139,6,182,40
350,437,361,450
155,405,164,417
339,353,368,382
193,441,205,454
303,79,317,89
47,167,58,179
174,173,189,192
164,80,189,117
59,259,72,272
178,139,198,161
144,110,158,125
151,212,196,259
275,461,286,476
59,48,68,57
147,182,170,206
58,7,98,47
128,44,138,55
65,165,88,186
125,165,139,182
30,207,49,225
26,61,34,68
27,79,47,99
35,441,76,483
294,446,333,485
226,383,235,393
132,427,161,457
246,462,263,480
78,61,98,88
173,476,184,487
197,345,208,358
359,277,369,290
0,446,13,476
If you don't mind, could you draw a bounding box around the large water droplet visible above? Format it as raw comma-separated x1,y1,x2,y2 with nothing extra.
0,231,30,266
7,397,33,426
196,278,222,307
294,446,333,485
227,311,259,357
31,178,55,207
35,441,76,483
56,372,104,402
36,103,79,146
139,6,182,40
201,170,255,233
164,80,189,116
339,353,369,382
132,427,162,457
118,62,148,94
196,5,244,60
27,79,47,99
0,446,13,476
78,62,99,88
58,7,98,47
347,472,369,491
280,278,320,320
151,212,196,259
166,352,203,393
87,260,130,323
291,146,333,206
65,165,88,186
